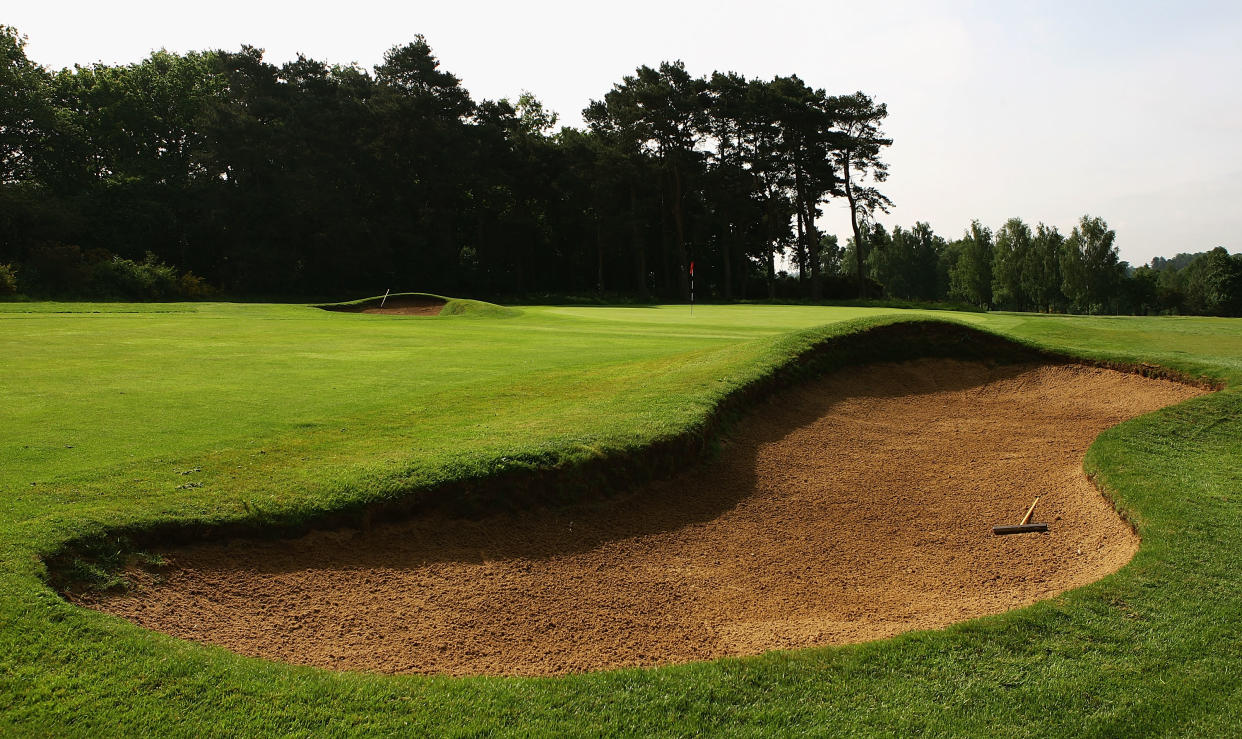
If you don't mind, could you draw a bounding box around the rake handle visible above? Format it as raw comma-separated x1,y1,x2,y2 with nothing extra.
1020,497,1040,527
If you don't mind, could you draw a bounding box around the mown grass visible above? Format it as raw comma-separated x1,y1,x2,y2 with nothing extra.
1,301,1240,736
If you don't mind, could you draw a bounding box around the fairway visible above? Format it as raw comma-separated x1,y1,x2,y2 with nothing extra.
3,302,1242,735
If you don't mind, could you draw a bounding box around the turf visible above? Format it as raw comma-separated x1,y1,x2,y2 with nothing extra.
1,301,1240,736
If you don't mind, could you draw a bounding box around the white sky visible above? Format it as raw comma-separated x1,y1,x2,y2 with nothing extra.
8,0,1241,264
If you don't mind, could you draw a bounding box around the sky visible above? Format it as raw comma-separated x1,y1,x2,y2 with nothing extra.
8,0,1241,265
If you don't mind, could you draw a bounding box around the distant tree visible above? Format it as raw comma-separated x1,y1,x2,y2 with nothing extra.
991,218,1033,310
831,92,892,298
1023,223,1066,312
1061,215,1122,313
1182,247,1242,316
585,62,709,300
0,25,50,183
870,224,906,297
726,75,798,299
0,27,61,267
1125,264,1161,315
766,76,840,299
818,233,842,275
374,37,472,113
948,221,993,308
910,222,945,300
936,237,962,301
703,71,759,299
1151,252,1200,273
512,91,558,133
472,93,565,295
871,222,941,300
841,219,888,297
1153,260,1188,312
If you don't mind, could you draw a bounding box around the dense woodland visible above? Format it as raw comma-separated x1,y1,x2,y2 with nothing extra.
2,27,1239,314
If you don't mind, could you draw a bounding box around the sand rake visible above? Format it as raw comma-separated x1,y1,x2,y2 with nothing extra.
993,497,1049,535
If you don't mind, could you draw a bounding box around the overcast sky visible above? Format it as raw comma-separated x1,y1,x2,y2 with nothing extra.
8,1,1241,264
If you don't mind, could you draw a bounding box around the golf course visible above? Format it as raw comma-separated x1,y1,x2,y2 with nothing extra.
2,300,1240,735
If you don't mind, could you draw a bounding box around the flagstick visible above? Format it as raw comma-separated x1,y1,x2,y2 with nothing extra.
380,288,391,308
690,261,695,317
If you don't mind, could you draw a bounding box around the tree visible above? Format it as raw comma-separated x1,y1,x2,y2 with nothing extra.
842,219,888,297
818,233,842,275
585,62,709,300
8,29,917,304
1061,215,1122,313
761,76,840,299
948,221,993,308
373,37,472,114
1023,223,1065,312
831,92,892,298
1182,247,1242,316
0,26,61,268
1125,264,1160,315
0,25,50,183
871,222,941,300
992,218,1033,310
727,75,798,299
703,71,756,300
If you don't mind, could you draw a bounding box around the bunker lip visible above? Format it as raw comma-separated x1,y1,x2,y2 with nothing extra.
78,358,1205,677
319,294,447,316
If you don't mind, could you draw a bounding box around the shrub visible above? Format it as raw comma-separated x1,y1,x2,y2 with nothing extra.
91,252,180,299
18,244,213,299
0,263,17,295
178,271,213,299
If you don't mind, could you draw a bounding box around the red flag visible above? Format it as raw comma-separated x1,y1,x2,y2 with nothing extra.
689,261,695,276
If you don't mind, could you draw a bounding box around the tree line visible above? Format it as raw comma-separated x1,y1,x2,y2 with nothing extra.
831,216,1241,316
1,26,889,301
2,26,1238,314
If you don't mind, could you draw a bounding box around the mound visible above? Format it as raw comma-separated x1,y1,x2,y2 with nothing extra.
85,359,1204,676
320,294,446,316
317,293,521,318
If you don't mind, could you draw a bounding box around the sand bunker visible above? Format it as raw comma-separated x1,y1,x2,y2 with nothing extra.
87,359,1204,676
325,295,446,316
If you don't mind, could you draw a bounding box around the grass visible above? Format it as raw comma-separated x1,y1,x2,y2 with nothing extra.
1,300,1240,736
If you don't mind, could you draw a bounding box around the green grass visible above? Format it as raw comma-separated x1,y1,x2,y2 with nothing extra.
1,301,1240,736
